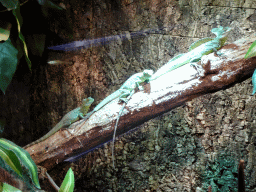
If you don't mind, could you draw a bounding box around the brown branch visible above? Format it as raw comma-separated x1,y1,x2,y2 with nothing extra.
238,159,245,192
24,33,256,170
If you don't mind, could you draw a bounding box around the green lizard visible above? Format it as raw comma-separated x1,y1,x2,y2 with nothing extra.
149,26,231,81
83,70,153,168
24,97,94,148
84,69,153,121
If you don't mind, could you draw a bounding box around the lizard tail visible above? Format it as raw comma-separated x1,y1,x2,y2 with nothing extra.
112,103,125,169
112,90,134,169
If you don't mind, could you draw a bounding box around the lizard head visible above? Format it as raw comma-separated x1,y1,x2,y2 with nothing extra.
211,26,232,38
211,26,232,47
82,97,94,106
142,69,154,79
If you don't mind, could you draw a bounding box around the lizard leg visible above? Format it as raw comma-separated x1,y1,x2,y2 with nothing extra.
216,47,228,58
189,62,204,77
78,112,85,119
119,89,132,103
212,46,224,56
83,111,94,120
190,62,202,70
136,81,144,91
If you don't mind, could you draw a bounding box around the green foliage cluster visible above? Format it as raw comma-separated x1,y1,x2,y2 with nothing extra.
0,0,73,94
0,138,75,191
0,1,75,191
245,40,256,59
245,40,256,95
0,138,40,190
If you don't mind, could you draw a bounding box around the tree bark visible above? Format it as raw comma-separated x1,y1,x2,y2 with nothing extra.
25,32,256,170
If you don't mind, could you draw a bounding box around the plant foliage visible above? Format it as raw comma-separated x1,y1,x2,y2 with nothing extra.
0,38,18,94
59,168,75,192
0,138,41,189
245,40,256,59
0,0,73,94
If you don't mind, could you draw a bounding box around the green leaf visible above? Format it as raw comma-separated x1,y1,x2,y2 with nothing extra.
0,0,18,10
0,139,41,189
0,145,22,177
0,182,22,192
0,38,18,94
252,69,256,95
245,40,256,59
59,168,74,192
0,28,10,41
12,4,32,70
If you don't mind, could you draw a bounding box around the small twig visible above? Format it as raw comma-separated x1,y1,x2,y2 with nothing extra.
238,159,245,192
45,172,60,191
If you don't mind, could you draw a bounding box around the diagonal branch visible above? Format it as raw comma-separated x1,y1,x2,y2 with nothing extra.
25,33,256,170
